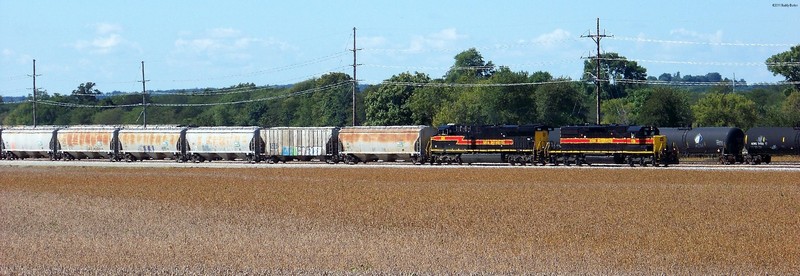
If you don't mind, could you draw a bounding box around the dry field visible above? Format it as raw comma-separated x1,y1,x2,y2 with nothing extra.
1,166,799,274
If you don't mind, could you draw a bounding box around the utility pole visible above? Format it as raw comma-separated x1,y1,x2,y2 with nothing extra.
138,61,149,128
350,27,362,126
582,18,611,125
28,59,41,127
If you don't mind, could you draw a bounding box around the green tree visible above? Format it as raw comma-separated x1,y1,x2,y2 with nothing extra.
407,85,452,126
311,72,353,126
485,67,537,124
71,82,102,103
444,48,495,83
433,87,488,125
766,45,800,89
782,91,800,126
365,72,430,126
636,87,693,127
601,98,636,125
582,52,647,99
692,92,758,128
536,80,587,126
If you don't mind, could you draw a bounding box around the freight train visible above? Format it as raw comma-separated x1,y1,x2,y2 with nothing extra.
1,124,685,167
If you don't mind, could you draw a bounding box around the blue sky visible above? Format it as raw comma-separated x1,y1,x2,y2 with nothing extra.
1,1,798,97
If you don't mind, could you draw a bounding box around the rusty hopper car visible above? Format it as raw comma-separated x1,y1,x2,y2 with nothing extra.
745,127,800,164
55,126,118,160
548,125,671,167
184,126,262,163
338,125,437,164
115,126,187,162
1,126,59,160
261,127,339,163
429,124,550,165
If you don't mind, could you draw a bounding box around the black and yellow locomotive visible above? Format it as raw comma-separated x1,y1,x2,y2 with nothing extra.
428,124,677,166
428,124,550,165
547,125,676,167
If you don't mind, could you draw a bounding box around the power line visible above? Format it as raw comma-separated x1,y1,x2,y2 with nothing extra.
615,79,800,86
380,79,579,88
610,36,797,47
599,57,800,67
30,81,352,109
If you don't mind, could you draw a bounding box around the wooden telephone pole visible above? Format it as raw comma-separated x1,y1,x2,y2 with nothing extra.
350,27,362,126
582,18,611,125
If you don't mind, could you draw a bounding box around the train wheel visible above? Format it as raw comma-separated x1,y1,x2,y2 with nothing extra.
627,157,635,167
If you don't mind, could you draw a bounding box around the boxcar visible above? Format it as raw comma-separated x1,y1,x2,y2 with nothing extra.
261,127,339,163
184,127,262,162
115,126,187,162
55,126,118,160
745,127,800,164
660,127,745,164
429,124,550,165
338,125,437,164
1,126,60,160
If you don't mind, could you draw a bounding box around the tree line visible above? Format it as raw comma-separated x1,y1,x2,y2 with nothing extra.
1,46,799,129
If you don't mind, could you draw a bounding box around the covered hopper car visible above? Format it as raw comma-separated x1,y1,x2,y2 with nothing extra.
54,126,118,160
338,125,437,164
1,126,59,160
184,127,263,163
114,126,187,162
261,127,339,163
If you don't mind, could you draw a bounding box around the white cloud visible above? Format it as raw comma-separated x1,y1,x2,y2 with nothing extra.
208,27,241,38
533,29,572,47
407,28,466,52
670,28,724,44
95,23,122,35
173,28,293,62
72,23,125,54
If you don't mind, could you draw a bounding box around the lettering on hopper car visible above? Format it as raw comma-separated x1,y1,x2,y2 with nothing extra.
432,135,514,146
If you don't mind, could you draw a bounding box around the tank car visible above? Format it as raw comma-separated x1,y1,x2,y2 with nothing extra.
1,126,59,160
338,125,437,164
429,124,549,165
744,127,800,164
261,127,340,163
548,125,672,167
115,126,187,162
54,126,118,160
660,127,745,164
184,126,263,163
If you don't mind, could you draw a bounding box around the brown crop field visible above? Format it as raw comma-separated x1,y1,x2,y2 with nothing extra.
1,166,799,274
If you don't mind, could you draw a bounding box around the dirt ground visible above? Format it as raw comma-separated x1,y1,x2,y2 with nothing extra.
1,166,798,274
